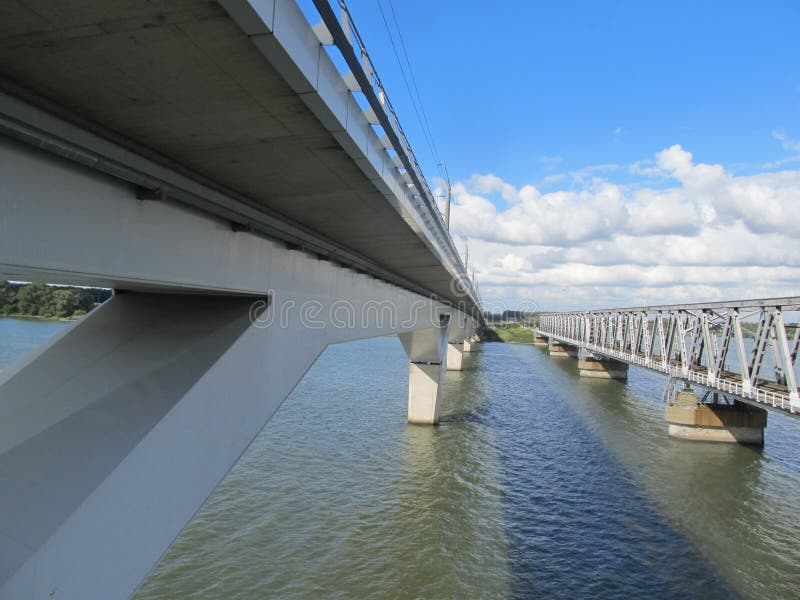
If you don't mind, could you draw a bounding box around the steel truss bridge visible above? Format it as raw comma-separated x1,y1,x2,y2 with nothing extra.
535,298,800,416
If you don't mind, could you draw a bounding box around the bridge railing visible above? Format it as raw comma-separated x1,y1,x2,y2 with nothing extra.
535,298,800,414
309,0,478,305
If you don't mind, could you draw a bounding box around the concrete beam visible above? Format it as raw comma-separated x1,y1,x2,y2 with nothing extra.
0,223,470,600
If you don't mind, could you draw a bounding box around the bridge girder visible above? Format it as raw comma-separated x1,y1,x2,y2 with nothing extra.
536,300,800,416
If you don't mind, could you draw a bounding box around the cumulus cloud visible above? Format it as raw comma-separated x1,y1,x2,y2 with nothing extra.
452,145,800,310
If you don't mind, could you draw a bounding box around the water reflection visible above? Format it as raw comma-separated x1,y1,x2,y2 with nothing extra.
2,321,797,599
542,343,800,599
396,351,511,598
492,343,738,598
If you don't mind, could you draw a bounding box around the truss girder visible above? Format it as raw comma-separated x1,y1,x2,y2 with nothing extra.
536,299,800,415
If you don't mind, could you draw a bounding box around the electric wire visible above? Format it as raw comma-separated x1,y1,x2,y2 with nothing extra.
376,0,444,182
386,0,443,175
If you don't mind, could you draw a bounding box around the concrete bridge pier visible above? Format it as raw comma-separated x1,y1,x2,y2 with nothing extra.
578,355,629,380
548,339,578,357
463,330,480,352
399,317,449,425
447,343,464,370
465,333,481,350
533,333,548,346
444,315,470,371
665,386,767,445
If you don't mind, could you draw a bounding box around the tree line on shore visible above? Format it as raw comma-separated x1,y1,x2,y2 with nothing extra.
0,281,111,319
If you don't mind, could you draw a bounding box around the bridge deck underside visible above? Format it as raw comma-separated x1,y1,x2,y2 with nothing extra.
541,332,800,417
0,1,460,303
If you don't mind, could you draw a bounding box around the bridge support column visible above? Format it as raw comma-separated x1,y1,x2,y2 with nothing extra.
447,343,464,371
533,333,548,346
463,339,473,353
407,363,444,424
399,319,448,425
665,388,767,445
0,276,462,598
579,356,628,380
548,339,578,357
0,293,327,600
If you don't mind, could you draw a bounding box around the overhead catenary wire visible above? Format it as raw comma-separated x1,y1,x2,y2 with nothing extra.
376,0,444,182
386,0,443,172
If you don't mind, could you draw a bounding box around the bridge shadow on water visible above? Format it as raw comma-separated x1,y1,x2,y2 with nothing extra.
477,341,744,600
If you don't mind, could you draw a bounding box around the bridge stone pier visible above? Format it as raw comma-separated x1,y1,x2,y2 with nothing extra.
548,339,578,358
665,387,767,445
0,0,483,598
578,355,629,380
533,332,549,346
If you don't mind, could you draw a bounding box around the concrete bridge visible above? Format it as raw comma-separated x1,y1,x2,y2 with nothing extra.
535,298,800,445
0,1,481,598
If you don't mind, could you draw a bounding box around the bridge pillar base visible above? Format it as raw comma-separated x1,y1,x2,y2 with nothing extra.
407,363,444,424
533,334,548,346
446,343,464,370
548,340,578,357
578,357,628,380
665,390,766,445
399,322,448,425
463,339,473,353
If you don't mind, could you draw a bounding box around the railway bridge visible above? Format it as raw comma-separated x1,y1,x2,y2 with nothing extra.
535,298,800,444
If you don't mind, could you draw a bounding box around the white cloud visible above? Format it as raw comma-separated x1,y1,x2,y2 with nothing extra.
624,188,701,235
466,173,519,203
773,130,800,153
452,145,800,310
569,163,620,183
537,155,562,165
764,131,800,168
541,173,566,185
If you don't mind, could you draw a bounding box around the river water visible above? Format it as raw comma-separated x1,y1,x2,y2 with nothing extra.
2,317,799,598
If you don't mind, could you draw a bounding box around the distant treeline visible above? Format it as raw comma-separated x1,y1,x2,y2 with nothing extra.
0,281,111,319
484,310,538,324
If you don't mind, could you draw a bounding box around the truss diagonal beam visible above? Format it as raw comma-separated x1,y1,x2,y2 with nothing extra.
536,298,800,416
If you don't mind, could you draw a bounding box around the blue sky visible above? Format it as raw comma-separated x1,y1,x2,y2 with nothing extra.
342,0,799,183
307,1,800,310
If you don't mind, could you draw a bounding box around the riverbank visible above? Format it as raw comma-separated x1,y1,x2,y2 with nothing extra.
492,326,534,344
0,313,80,322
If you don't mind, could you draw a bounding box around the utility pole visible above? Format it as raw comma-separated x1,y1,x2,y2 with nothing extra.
441,163,451,230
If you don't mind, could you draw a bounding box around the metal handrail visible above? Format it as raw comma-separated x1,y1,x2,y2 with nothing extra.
310,0,477,305
536,299,800,416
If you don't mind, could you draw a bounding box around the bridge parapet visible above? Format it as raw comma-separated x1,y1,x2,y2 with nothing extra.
535,298,800,416
303,0,478,305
